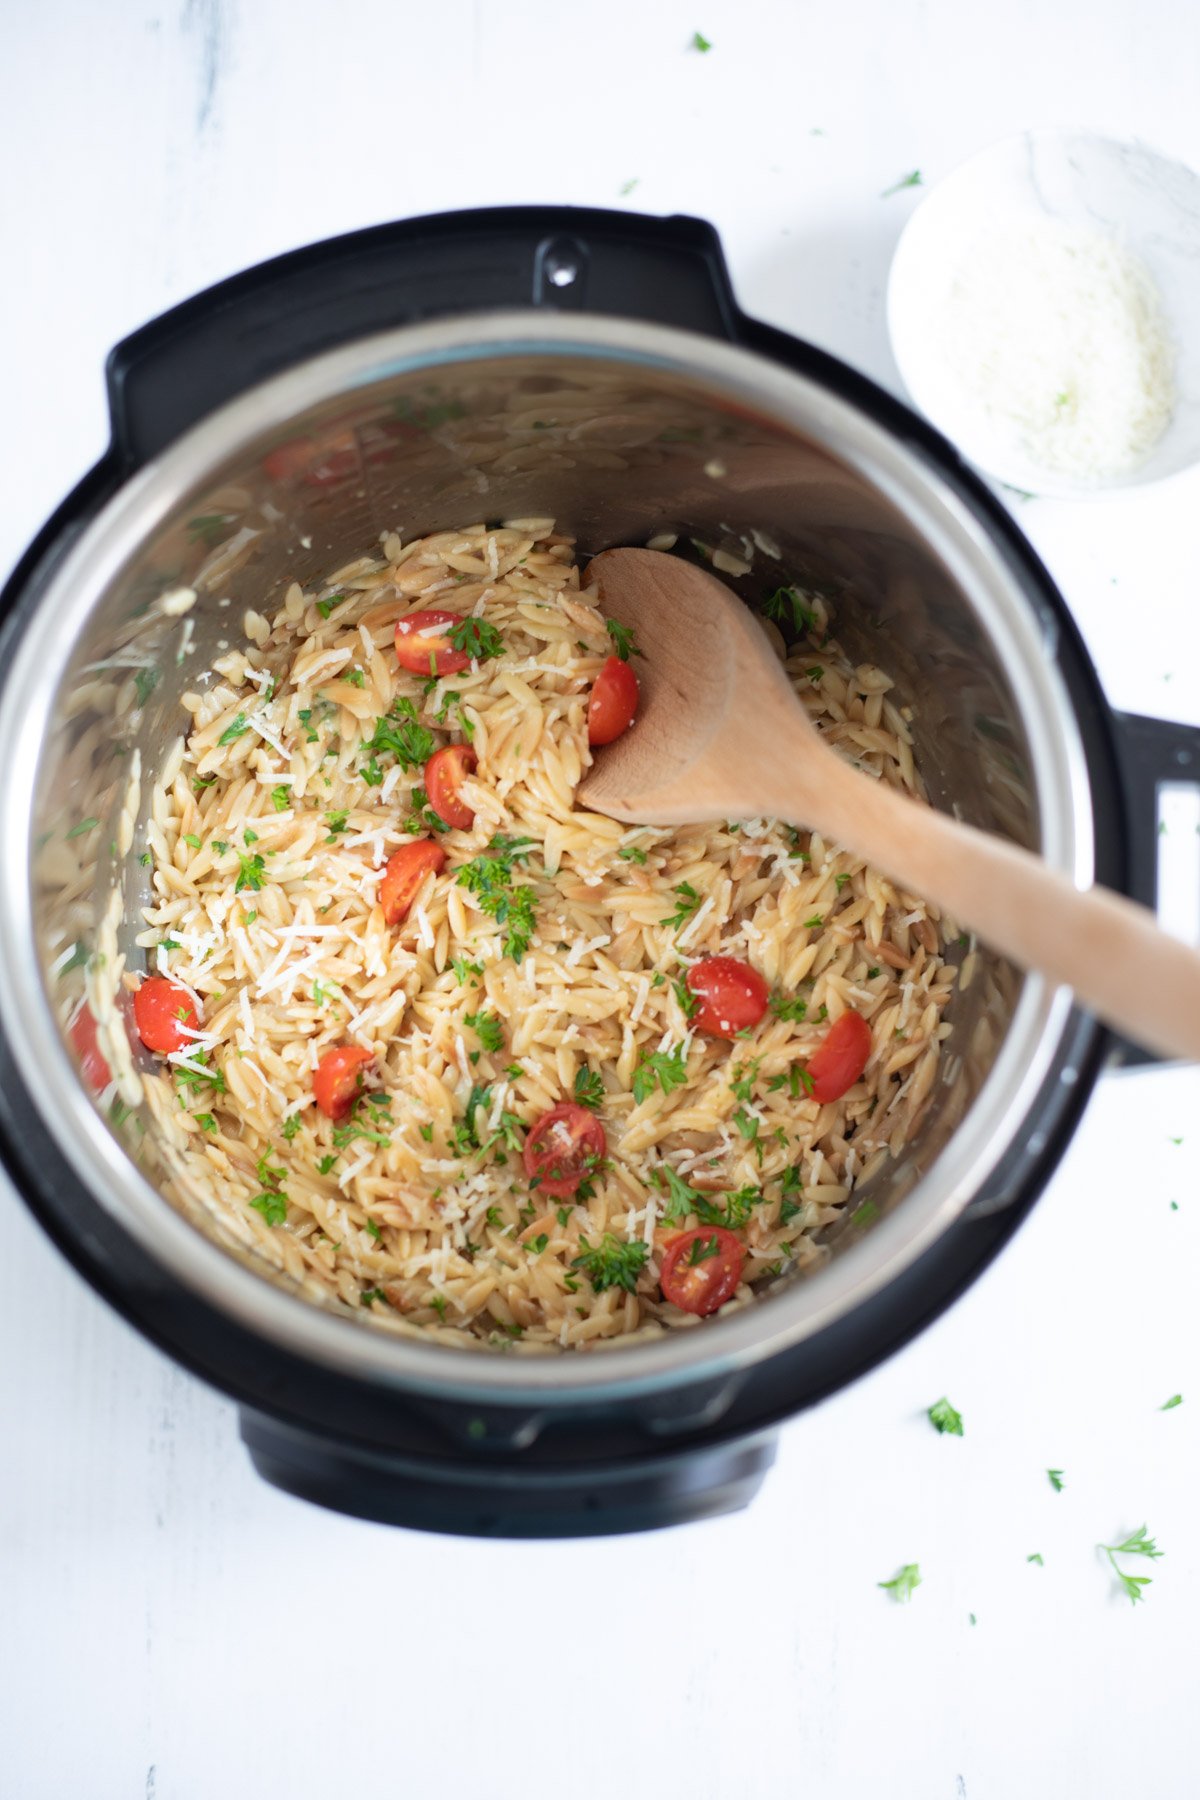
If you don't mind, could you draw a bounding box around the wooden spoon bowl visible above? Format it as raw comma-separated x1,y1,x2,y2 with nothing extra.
578,547,1200,1063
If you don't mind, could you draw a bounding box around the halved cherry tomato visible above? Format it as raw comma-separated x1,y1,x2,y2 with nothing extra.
394,609,470,677
133,975,199,1054
380,838,446,926
660,1226,744,1316
69,1003,111,1092
314,1045,375,1120
685,955,769,1040
805,1009,872,1103
522,1102,607,1199
588,655,639,746
425,744,478,829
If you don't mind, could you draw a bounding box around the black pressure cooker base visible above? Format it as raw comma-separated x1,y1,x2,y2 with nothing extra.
240,1409,777,1537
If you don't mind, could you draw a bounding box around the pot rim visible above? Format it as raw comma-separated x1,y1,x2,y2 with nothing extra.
0,308,1095,1402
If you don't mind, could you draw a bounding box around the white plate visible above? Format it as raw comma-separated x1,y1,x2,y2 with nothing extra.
887,129,1200,497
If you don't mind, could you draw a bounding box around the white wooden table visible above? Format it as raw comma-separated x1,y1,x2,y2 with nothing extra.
3,3,1200,1795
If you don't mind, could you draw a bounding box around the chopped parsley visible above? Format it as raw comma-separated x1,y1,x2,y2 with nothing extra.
249,1150,288,1227
618,843,648,865
360,1287,389,1308
927,1397,964,1436
673,976,700,1021
447,616,504,662
217,713,249,745
528,1233,549,1256
691,29,712,50
196,1113,217,1133
878,1563,922,1603
364,1216,382,1243
571,1234,649,1294
573,1066,605,1109
455,834,538,961
134,667,159,708
605,618,643,662
324,809,349,843
361,697,435,774
1048,1469,1065,1493
332,1097,394,1151
802,914,824,930
450,955,484,985
183,834,201,850
631,1044,688,1104
66,817,100,839
464,1009,504,1053
402,785,450,835
271,785,291,811
762,586,817,634
663,882,701,932
881,169,924,198
317,1154,338,1175
1161,1394,1183,1411
733,1106,759,1143
174,1049,225,1097
317,594,344,619
834,872,851,890
1027,1553,1044,1567
770,993,808,1023
778,1167,803,1224
1101,1526,1162,1604
192,774,217,793
344,667,365,687
687,1233,721,1266
235,851,266,893
281,1114,303,1142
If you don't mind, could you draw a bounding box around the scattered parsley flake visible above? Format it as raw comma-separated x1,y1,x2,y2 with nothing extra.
1048,1469,1065,1493
134,667,159,708
464,1009,504,1053
270,785,290,811
217,713,249,745
1027,1553,1044,1566
878,1563,921,1603
691,29,712,51
882,169,923,198
66,817,100,839
235,851,266,893
927,1397,964,1436
618,844,648,864
770,992,808,1023
762,586,817,634
1161,1394,1183,1411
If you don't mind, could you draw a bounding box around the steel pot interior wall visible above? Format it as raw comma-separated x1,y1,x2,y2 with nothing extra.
2,317,1086,1395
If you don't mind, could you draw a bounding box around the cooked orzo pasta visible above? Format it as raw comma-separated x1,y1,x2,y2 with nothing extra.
129,520,956,1350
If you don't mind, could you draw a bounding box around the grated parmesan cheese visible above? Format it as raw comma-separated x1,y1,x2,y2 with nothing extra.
933,216,1174,480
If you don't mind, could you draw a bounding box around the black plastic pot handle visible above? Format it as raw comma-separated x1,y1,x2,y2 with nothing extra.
1111,710,1200,1066
106,207,740,468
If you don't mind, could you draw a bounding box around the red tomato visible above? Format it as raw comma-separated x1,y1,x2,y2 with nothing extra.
394,609,470,677
69,1004,111,1092
522,1102,607,1199
659,1227,744,1316
805,1009,873,1103
588,655,639,746
685,956,769,1040
314,1045,375,1120
425,744,478,829
380,838,447,925
133,975,199,1054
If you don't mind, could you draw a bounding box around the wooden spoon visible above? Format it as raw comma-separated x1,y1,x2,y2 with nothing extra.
578,548,1200,1063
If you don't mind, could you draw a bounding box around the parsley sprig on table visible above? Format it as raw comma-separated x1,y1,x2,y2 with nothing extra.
878,1563,922,1603
927,1397,964,1436
1101,1526,1163,1604
571,1234,649,1294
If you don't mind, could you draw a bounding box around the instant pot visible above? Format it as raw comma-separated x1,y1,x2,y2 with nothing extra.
2,208,1193,1536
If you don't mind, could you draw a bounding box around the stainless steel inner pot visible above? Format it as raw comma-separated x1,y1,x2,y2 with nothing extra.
0,309,1092,1402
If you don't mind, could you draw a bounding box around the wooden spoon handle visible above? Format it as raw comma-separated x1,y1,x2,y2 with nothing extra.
782,755,1200,1063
